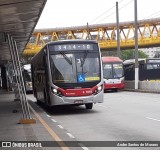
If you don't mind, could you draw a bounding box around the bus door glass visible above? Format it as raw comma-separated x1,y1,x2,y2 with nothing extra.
75,52,100,82
103,64,112,79
50,54,74,83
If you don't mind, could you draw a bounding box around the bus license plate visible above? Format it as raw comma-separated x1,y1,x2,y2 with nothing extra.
74,100,83,104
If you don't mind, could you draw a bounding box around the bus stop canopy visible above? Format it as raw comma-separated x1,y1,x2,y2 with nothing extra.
0,0,47,65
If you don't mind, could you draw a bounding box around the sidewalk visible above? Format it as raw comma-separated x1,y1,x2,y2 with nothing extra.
0,90,82,150
0,90,50,150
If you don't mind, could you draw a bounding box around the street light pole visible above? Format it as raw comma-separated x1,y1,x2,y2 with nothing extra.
116,2,120,58
134,0,139,89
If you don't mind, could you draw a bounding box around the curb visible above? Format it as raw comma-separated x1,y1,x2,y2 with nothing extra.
124,89,160,94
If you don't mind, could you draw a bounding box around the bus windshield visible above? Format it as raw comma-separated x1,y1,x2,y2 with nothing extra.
103,64,113,79
103,63,123,79
113,64,124,78
50,52,100,83
146,63,160,70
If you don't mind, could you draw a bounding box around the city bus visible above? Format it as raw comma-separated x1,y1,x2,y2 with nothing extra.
123,58,160,81
31,40,103,109
102,57,125,92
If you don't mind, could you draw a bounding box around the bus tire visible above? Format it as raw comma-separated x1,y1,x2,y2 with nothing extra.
44,89,48,105
37,99,41,105
114,89,118,92
85,103,93,109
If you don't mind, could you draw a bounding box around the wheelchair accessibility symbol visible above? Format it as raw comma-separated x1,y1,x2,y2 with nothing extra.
77,74,85,82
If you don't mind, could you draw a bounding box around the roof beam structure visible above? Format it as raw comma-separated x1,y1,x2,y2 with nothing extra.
0,0,47,124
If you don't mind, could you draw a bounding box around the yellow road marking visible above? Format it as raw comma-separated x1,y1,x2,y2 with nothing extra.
29,105,70,150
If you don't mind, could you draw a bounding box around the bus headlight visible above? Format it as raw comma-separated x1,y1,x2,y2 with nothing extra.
93,85,103,95
120,77,125,82
98,86,102,91
51,88,63,97
52,88,57,94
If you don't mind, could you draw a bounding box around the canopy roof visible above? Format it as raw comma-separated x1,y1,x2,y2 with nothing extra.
0,0,47,65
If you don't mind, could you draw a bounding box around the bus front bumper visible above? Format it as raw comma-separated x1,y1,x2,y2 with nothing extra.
49,90,103,106
104,82,125,90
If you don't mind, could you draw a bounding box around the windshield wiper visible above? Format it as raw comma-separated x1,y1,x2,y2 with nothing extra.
60,52,72,65
81,50,89,67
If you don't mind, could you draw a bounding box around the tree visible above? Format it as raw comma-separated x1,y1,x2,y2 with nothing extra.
121,49,148,61
121,50,134,60
139,51,148,58
101,49,148,61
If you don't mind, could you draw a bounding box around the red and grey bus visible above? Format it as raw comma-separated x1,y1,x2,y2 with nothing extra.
102,57,125,92
31,40,103,109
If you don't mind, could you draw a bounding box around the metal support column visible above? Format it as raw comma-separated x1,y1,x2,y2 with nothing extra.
134,0,139,90
116,2,121,58
8,34,36,124
87,22,92,40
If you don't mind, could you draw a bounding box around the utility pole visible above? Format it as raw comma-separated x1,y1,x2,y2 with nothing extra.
87,22,90,40
116,2,120,58
134,0,139,89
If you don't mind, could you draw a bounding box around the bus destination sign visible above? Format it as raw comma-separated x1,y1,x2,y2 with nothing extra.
54,44,94,51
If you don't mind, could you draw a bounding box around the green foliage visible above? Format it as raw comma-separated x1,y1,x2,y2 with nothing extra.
121,50,148,61
138,50,148,59
101,49,148,61
121,50,134,61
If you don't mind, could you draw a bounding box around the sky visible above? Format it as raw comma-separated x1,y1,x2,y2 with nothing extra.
35,0,160,29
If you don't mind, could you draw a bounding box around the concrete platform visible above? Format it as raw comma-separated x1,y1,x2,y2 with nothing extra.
0,90,82,150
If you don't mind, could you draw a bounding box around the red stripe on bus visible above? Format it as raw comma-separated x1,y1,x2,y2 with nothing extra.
58,86,97,97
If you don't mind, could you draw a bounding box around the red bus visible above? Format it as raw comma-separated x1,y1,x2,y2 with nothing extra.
31,40,104,110
102,57,125,92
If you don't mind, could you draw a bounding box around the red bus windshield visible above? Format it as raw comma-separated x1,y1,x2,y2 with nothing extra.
50,52,101,84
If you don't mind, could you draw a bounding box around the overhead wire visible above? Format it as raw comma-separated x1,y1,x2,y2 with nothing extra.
89,5,115,24
119,0,133,11
89,0,126,24
143,10,160,20
96,11,116,24
89,0,160,26
151,13,160,19
96,0,134,24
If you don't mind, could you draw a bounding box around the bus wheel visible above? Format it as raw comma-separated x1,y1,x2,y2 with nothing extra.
37,99,41,105
85,103,93,109
114,89,118,92
44,89,49,105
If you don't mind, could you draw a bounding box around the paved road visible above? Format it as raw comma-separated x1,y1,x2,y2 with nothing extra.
28,91,160,150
